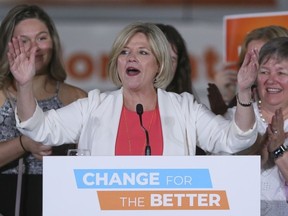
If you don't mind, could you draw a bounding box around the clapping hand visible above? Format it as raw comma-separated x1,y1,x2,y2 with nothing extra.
261,108,288,168
267,108,287,153
207,83,228,115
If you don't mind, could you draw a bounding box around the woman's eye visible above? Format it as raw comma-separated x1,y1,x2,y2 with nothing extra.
38,33,49,41
278,71,288,76
258,70,268,75
120,50,129,55
139,50,148,55
21,39,28,44
38,36,47,41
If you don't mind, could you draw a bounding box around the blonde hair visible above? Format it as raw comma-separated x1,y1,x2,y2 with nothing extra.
108,22,174,89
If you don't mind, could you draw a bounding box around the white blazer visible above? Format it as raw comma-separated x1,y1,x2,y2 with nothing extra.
16,88,257,156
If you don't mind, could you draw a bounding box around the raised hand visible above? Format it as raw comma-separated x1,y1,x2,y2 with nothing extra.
7,37,37,86
237,49,259,92
214,62,237,104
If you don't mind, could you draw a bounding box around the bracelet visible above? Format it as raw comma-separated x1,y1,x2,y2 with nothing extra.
271,144,287,159
236,93,252,107
19,135,28,152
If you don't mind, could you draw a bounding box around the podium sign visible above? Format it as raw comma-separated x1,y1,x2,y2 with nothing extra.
43,156,260,216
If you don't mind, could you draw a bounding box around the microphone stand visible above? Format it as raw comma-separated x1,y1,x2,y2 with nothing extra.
136,104,151,155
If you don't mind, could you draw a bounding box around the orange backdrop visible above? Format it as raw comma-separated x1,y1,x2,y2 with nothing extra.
224,12,288,63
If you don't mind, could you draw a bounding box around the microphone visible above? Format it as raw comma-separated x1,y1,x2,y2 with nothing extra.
136,104,151,155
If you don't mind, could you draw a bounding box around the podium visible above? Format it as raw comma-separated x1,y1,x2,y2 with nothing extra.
43,156,260,216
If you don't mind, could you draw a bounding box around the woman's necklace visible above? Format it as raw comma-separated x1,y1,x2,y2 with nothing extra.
123,106,156,154
258,100,268,124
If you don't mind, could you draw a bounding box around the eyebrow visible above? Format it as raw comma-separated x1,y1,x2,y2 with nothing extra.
18,31,49,38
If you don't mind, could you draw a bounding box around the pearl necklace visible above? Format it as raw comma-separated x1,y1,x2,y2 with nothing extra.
257,100,267,124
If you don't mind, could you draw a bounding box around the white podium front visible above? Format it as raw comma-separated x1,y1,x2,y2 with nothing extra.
43,156,260,216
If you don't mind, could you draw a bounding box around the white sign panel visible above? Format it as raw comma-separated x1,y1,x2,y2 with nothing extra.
43,156,260,216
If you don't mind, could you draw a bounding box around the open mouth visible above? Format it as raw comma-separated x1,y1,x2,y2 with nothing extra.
126,67,140,76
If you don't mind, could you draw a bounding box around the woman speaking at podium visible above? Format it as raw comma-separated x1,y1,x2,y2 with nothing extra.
10,22,258,156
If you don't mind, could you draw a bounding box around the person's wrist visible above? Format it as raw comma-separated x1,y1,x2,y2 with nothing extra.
270,144,287,160
236,93,252,107
19,135,28,153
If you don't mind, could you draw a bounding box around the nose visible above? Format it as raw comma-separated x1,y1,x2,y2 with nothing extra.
127,52,137,62
32,40,40,49
266,73,278,84
26,40,39,52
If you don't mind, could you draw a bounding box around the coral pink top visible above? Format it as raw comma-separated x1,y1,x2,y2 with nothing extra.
115,106,163,155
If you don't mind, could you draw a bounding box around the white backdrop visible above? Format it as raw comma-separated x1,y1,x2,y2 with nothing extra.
56,21,223,107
